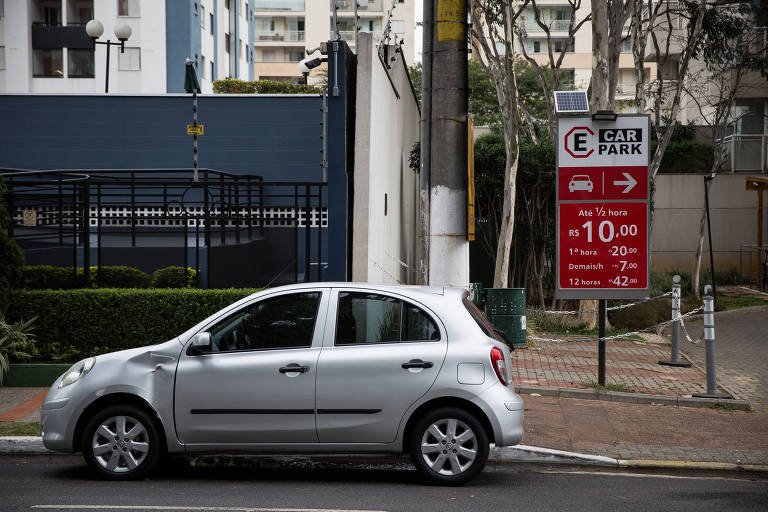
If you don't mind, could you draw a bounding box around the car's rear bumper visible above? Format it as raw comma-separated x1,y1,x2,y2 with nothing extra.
473,383,524,447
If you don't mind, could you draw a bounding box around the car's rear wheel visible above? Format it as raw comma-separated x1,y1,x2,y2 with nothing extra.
82,405,162,479
409,407,489,485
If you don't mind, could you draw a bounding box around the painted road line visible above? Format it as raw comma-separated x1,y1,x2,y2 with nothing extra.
31,506,389,512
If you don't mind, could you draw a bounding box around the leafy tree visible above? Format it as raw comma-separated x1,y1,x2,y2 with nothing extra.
0,179,24,312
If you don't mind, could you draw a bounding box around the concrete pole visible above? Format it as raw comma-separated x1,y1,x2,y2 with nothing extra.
419,0,434,285
428,0,469,287
659,275,691,367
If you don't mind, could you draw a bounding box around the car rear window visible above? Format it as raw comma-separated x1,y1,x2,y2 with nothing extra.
462,297,501,341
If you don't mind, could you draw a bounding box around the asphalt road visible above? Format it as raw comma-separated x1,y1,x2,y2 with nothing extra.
1,455,767,512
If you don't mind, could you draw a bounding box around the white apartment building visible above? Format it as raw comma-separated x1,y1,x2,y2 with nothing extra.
252,0,415,83
0,0,254,95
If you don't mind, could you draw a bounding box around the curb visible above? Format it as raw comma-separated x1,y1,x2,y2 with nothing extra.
2,437,766,472
515,385,751,410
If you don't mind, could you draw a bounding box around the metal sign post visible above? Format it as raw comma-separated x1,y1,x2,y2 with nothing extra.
556,114,651,385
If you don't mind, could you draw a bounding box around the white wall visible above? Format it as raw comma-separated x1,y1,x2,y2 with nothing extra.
353,32,421,284
652,173,768,272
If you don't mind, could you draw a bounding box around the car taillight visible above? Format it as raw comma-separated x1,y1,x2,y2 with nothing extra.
490,346,510,386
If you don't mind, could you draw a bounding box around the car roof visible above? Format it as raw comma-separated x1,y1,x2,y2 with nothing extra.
258,282,458,298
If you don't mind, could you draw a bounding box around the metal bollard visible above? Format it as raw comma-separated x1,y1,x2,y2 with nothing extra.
693,285,732,399
659,275,691,367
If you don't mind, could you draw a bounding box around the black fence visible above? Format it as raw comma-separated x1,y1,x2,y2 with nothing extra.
1,169,327,288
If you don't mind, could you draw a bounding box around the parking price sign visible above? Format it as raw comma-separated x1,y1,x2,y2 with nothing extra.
556,115,651,299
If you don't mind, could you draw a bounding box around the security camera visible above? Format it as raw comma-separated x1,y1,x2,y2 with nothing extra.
305,42,328,56
299,57,327,73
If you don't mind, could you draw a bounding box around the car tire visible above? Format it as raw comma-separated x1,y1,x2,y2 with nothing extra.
82,405,162,480
409,407,490,485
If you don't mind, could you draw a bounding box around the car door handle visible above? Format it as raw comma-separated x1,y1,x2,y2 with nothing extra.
279,365,309,374
401,360,433,369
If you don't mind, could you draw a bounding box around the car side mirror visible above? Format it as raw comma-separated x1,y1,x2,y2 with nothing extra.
493,328,514,351
190,332,212,355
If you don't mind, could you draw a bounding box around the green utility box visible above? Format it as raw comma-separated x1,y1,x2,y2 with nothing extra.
485,288,526,346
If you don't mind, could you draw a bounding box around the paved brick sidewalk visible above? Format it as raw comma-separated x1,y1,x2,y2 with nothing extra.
681,306,768,411
523,395,768,465
511,335,728,397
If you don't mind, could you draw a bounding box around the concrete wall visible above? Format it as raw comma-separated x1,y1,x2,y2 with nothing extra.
652,173,768,273
352,32,420,284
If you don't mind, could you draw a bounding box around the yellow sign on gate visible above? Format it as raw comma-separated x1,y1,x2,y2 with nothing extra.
186,124,204,136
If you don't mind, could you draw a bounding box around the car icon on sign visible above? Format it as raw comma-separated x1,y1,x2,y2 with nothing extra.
568,175,593,193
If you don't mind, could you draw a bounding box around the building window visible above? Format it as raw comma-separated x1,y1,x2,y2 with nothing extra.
0,0,4,18
68,49,94,77
288,50,304,62
225,0,230,9
225,33,231,53
118,47,141,70
201,5,205,28
41,5,62,26
193,2,198,16
262,50,275,62
239,39,244,58
210,13,214,34
201,56,206,78
210,60,215,80
33,49,63,77
533,41,541,53
118,0,140,17
622,39,632,53
0,46,5,70
391,20,405,34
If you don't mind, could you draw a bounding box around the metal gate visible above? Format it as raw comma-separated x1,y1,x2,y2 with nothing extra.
1,169,327,288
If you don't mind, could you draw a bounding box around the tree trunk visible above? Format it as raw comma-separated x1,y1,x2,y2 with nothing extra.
493,128,520,288
590,1,610,111
691,208,707,298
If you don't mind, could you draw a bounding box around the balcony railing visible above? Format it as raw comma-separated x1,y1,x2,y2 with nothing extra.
254,0,305,11
718,134,768,173
333,0,383,12
615,83,636,97
334,30,382,47
254,30,305,42
521,19,571,33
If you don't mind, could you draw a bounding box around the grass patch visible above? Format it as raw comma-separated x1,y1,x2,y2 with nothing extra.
582,382,633,393
716,295,767,311
0,421,42,436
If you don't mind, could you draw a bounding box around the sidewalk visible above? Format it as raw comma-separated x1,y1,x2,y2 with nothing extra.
1,307,766,469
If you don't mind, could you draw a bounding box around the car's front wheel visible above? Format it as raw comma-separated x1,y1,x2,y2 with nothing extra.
409,407,490,485
82,405,162,479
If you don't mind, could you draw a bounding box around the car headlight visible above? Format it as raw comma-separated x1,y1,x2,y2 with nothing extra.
58,357,96,389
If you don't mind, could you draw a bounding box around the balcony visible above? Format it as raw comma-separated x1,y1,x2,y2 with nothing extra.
719,135,768,173
615,82,636,98
255,31,305,42
254,0,305,11
334,0,383,12
334,30,382,48
521,19,571,33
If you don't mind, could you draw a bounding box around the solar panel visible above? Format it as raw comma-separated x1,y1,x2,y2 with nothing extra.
554,91,589,113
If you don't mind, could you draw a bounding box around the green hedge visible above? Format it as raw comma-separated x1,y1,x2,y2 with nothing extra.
213,78,322,95
652,140,715,174
7,288,258,363
151,266,198,288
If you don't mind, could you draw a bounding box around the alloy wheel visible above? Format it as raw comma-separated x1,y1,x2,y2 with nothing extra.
420,418,478,476
91,415,150,473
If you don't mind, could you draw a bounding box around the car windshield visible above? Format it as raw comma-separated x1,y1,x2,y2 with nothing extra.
462,295,502,342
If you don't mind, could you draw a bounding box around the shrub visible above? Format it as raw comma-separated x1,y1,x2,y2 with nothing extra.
152,266,198,288
6,288,259,363
22,266,151,289
652,140,714,174
213,78,322,95
0,313,36,385
0,179,25,311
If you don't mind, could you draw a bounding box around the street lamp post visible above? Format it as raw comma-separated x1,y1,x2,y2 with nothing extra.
85,19,132,93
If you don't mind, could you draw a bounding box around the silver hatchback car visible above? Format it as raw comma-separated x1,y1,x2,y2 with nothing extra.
41,283,524,484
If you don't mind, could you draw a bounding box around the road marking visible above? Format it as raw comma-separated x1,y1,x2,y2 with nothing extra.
536,470,761,482
32,507,387,512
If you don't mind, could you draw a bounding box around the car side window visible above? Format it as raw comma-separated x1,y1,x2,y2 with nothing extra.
335,292,440,345
207,292,321,352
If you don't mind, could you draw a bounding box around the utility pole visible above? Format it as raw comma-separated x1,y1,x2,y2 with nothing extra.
419,0,434,285
428,0,470,287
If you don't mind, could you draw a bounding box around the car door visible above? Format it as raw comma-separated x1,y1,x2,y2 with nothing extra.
315,289,448,443
174,289,328,445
